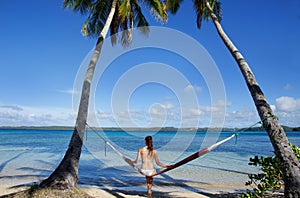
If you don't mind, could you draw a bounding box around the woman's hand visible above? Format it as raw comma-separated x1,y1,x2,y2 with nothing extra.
124,157,133,165
166,165,174,169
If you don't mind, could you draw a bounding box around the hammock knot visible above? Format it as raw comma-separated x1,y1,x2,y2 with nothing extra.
260,114,278,125
235,133,239,144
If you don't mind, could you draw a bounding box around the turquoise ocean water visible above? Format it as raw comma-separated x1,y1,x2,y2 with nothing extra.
0,129,299,190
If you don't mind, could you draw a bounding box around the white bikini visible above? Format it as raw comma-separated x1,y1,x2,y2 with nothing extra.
141,169,155,176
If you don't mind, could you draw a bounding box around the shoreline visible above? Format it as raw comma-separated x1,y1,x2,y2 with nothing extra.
0,182,247,198
0,148,255,197
0,163,251,197
0,158,251,197
0,171,248,197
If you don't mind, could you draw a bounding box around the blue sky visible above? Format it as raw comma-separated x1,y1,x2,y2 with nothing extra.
0,0,300,128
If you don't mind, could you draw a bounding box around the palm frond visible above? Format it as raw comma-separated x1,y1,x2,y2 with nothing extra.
120,18,132,46
193,0,203,29
81,0,112,37
119,0,131,18
110,1,121,45
164,0,183,14
142,0,167,22
66,0,166,46
63,0,94,15
129,17,134,41
210,0,222,21
193,0,222,29
132,0,150,34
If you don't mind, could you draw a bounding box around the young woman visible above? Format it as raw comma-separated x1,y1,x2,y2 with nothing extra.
131,136,168,197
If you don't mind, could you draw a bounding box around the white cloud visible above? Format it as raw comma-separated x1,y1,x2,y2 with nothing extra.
0,105,75,126
188,108,203,116
272,111,300,127
159,103,174,110
57,88,80,95
224,110,259,128
2,97,300,128
214,100,232,107
104,103,173,128
94,99,231,128
0,105,23,111
263,96,300,127
97,110,113,119
275,96,300,112
150,106,166,116
270,105,276,112
184,85,202,93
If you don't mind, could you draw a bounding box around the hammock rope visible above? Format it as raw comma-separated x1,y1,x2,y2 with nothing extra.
83,114,276,177
234,114,278,144
152,133,236,176
84,123,147,176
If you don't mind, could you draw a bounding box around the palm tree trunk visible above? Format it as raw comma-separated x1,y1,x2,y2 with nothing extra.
40,0,118,189
204,1,300,197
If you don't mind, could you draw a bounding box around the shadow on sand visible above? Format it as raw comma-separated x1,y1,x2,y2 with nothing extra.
0,152,248,197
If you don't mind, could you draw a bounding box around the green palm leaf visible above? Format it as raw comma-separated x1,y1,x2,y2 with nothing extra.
63,0,167,45
132,0,150,34
165,0,183,14
165,0,221,29
143,0,167,22
63,0,94,15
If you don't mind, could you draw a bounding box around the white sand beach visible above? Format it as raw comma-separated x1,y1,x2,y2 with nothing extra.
0,148,252,197
0,167,248,197
0,182,245,197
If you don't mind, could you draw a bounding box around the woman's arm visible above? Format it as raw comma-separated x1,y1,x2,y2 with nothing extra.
153,150,167,168
132,148,141,164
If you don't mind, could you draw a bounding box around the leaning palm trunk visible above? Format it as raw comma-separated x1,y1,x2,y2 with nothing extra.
40,0,118,189
204,1,300,197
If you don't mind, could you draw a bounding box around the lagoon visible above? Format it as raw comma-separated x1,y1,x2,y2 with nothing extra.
0,129,299,195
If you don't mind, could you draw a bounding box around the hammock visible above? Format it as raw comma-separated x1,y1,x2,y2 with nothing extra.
84,114,274,177
85,123,237,177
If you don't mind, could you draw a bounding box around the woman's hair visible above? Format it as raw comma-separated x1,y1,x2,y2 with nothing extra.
145,136,153,154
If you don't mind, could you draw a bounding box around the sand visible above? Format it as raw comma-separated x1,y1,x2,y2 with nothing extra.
0,153,250,197
0,180,246,198
0,183,224,197
0,164,249,197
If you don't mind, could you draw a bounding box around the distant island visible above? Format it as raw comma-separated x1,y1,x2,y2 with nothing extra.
0,125,299,132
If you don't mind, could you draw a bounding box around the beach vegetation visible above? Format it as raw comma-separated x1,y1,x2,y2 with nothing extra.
40,0,167,190
165,0,300,196
242,143,300,197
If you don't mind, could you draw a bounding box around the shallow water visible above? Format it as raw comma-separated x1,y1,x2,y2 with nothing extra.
0,129,299,191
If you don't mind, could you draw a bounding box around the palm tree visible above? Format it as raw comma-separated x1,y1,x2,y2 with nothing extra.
165,0,300,197
40,0,166,189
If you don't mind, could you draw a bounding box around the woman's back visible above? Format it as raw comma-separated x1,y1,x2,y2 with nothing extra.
140,146,155,170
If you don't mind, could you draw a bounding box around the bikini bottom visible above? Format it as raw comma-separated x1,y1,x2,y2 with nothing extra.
141,169,155,176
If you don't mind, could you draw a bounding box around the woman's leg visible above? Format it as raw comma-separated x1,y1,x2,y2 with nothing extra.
146,176,153,197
